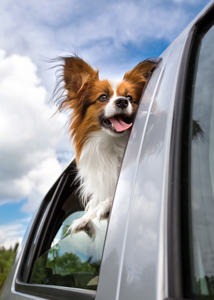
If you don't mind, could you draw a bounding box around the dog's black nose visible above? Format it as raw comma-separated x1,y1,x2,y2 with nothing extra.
115,98,129,109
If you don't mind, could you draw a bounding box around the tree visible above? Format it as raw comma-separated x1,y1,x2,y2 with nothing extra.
0,244,19,289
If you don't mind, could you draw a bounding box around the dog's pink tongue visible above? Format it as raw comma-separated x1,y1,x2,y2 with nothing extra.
109,117,132,132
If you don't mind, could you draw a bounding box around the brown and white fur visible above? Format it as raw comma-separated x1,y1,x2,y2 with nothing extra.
54,55,157,236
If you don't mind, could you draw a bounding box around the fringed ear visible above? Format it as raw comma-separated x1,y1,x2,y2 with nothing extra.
63,56,99,95
123,58,160,83
52,55,99,113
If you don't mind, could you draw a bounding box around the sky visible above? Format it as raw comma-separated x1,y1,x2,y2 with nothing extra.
0,0,211,248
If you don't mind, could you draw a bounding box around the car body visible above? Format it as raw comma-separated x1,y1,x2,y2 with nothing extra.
1,1,214,299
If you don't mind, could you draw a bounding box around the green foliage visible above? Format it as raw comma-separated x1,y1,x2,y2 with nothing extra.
196,275,214,297
62,224,71,239
0,244,19,288
31,244,98,289
47,251,96,275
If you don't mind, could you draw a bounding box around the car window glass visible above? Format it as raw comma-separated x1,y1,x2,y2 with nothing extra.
28,173,108,292
30,214,107,290
51,211,84,247
186,24,214,298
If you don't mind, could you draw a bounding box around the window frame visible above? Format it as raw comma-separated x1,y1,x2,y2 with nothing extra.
181,20,214,300
15,160,96,300
166,4,214,300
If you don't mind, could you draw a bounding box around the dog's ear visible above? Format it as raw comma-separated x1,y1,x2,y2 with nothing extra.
122,59,160,104
63,56,99,95
123,59,158,83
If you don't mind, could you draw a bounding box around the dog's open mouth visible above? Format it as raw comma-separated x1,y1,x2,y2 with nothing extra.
101,115,133,133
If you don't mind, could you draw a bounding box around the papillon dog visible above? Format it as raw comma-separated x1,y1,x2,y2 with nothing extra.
54,55,158,236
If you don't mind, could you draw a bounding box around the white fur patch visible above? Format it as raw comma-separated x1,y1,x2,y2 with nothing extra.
76,130,129,214
104,91,133,118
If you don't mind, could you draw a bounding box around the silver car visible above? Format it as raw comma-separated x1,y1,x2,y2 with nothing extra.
1,1,214,299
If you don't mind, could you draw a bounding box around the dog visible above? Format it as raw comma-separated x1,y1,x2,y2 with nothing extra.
54,55,158,236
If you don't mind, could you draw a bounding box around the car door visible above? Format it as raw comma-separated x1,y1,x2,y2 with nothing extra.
97,2,214,300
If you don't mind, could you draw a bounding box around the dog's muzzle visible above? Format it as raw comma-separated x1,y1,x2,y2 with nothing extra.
115,97,129,110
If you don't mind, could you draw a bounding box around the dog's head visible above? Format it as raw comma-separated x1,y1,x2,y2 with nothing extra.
54,55,158,161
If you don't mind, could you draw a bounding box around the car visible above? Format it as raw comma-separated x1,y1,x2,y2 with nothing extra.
1,1,214,299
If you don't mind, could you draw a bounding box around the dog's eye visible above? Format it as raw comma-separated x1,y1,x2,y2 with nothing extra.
126,95,133,102
98,94,108,102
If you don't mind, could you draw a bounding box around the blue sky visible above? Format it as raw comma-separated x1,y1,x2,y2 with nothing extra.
0,0,211,248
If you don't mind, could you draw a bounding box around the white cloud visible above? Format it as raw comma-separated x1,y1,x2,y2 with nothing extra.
0,50,73,212
20,155,63,212
0,0,209,80
173,0,202,3
0,0,209,109
0,217,31,249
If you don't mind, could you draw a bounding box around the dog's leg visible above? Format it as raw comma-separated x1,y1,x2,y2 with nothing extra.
71,217,97,239
70,197,113,237
70,204,99,238
96,197,113,221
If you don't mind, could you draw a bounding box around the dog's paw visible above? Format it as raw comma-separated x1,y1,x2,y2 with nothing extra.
84,220,97,239
71,218,96,239
97,198,113,221
71,217,89,233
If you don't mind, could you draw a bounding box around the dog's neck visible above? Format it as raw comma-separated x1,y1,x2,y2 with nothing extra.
76,130,129,209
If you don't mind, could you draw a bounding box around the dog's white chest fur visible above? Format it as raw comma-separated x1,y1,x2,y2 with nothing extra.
77,130,128,211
